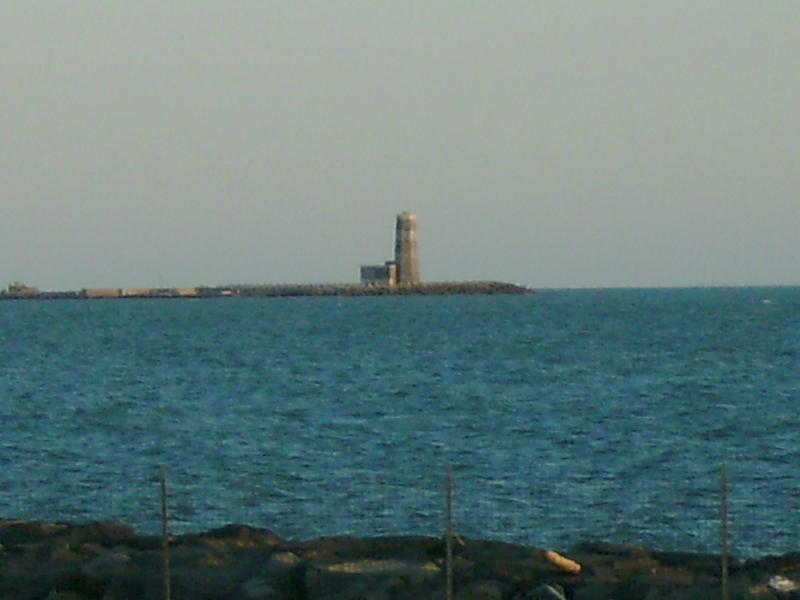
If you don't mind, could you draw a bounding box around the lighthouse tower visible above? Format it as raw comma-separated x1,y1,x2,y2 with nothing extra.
394,212,420,284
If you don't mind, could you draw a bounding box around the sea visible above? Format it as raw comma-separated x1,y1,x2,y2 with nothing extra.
1,287,798,559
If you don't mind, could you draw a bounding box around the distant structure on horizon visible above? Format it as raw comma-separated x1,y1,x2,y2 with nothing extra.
360,212,420,286
3,209,532,299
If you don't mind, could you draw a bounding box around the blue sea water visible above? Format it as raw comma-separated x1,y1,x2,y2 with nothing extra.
1,288,799,558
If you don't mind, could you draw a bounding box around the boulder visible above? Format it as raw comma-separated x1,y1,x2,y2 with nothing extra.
0,558,84,600
101,565,164,600
179,524,284,552
523,583,566,600
60,522,137,549
263,551,302,579
651,550,737,576
240,576,282,600
43,592,88,600
80,551,131,585
0,520,69,549
79,542,113,557
10,521,800,600
305,558,440,600
292,536,438,563
245,551,305,600
170,564,252,600
453,579,503,600
570,541,653,559
572,581,620,600
458,541,577,592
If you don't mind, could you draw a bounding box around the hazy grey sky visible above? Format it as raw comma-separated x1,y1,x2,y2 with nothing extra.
2,2,798,289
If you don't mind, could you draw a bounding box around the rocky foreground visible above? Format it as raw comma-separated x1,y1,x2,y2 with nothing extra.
1,520,799,600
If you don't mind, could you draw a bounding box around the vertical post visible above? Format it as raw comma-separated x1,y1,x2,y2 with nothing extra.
161,466,171,600
446,463,453,600
721,463,729,600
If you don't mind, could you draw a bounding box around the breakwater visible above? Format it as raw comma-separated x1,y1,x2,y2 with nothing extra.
0,281,532,300
1,519,798,600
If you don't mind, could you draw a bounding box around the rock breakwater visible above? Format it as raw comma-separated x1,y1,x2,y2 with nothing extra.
0,281,532,300
2,520,800,600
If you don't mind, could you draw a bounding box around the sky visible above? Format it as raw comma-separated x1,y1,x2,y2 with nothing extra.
1,2,799,290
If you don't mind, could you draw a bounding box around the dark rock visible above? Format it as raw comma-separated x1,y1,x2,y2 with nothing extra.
459,540,567,583
101,565,164,600
126,545,228,570
236,550,304,600
571,541,653,559
305,558,440,600
6,521,800,600
43,592,89,600
260,551,302,578
291,535,438,563
572,581,620,600
651,550,739,576
79,542,113,557
240,576,282,600
728,578,776,600
0,520,70,550
453,579,503,600
748,553,800,576
101,546,250,600
642,581,724,599
432,555,475,579
171,564,252,600
523,583,566,600
265,551,304,599
81,551,131,585
178,524,284,552
118,534,163,552
60,522,137,549
0,558,83,600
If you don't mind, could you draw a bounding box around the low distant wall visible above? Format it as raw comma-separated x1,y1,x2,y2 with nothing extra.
0,281,533,300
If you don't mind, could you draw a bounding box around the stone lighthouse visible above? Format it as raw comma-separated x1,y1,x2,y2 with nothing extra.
394,212,420,284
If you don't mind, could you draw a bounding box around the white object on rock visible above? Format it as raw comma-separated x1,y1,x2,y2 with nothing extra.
768,575,799,593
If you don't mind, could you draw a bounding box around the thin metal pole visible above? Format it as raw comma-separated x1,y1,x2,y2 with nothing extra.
721,463,729,600
161,465,171,600
446,463,453,600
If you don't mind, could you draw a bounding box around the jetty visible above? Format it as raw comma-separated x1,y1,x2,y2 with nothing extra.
0,519,795,600
2,212,534,301
0,281,532,301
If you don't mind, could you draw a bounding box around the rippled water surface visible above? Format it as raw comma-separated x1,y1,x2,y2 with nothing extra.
1,288,799,557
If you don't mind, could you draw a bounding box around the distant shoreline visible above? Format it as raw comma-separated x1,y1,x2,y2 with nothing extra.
0,281,533,300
